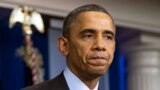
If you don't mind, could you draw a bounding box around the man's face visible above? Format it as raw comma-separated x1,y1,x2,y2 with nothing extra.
63,11,115,79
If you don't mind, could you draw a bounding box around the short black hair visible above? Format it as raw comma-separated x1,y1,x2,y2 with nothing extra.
63,4,114,38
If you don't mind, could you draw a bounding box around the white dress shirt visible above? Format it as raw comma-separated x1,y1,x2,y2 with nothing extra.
63,67,99,90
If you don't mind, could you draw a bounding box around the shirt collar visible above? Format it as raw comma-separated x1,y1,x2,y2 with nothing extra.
63,67,99,90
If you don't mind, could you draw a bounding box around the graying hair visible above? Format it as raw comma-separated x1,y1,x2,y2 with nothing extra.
63,4,114,38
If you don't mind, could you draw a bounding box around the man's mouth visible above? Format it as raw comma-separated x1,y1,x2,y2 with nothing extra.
90,56,106,60
87,55,109,66
89,53,109,60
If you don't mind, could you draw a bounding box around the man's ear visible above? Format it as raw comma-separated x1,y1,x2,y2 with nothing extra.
57,36,69,56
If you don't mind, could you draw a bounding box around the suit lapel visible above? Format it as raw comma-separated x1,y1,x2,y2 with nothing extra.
50,72,69,90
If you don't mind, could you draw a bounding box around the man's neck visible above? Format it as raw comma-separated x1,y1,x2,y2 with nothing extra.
69,67,100,89
83,77,100,89
64,67,99,90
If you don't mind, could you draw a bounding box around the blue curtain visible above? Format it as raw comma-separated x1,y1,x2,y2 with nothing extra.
0,33,2,89
0,8,48,90
109,44,127,90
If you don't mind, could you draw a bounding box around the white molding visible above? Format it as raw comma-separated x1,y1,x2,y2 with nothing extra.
0,0,160,33
115,18,160,34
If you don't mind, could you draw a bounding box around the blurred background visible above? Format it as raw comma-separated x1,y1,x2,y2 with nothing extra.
0,0,160,90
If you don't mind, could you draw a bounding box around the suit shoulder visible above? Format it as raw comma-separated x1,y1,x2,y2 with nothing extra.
21,79,52,90
21,73,69,90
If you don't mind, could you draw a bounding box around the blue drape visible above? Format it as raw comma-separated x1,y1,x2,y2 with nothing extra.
109,44,127,90
0,8,48,90
0,45,1,75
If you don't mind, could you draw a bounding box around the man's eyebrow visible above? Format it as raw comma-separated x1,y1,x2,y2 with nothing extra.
103,30,115,37
79,29,115,36
80,29,96,35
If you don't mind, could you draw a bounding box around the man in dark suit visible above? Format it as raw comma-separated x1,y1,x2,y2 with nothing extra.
22,4,116,90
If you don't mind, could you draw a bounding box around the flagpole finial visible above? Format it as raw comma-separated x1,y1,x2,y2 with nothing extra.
9,6,45,35
10,5,45,85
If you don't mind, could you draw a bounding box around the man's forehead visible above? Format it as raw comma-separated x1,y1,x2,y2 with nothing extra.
70,11,115,34
76,12,114,28
75,11,113,27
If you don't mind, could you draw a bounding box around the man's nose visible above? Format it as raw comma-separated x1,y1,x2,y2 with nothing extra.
92,36,106,51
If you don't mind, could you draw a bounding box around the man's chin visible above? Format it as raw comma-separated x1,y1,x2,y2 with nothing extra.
88,64,109,72
88,68,108,77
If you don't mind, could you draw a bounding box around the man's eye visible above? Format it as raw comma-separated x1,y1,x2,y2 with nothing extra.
105,35,114,40
86,34,92,37
107,36,112,40
83,34,93,39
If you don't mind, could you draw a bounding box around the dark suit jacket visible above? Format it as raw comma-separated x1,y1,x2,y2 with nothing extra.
22,72,69,90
